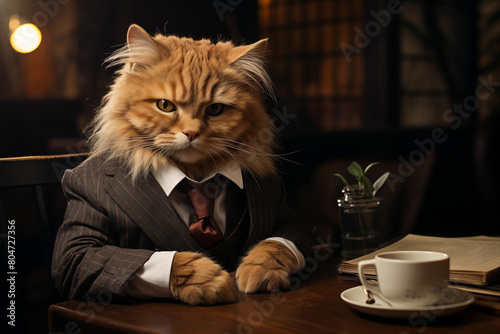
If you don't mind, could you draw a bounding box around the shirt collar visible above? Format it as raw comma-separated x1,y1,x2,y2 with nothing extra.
152,163,244,196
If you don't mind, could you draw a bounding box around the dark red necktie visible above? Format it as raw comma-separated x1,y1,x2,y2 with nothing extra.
178,179,223,249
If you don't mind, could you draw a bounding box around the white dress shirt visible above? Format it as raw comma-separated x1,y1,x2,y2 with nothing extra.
123,164,305,299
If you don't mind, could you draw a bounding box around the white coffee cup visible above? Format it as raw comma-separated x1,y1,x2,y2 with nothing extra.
358,251,450,307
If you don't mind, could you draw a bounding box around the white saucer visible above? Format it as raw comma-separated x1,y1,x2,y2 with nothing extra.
340,286,474,319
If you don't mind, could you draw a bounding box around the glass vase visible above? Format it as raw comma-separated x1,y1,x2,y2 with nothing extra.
337,185,382,259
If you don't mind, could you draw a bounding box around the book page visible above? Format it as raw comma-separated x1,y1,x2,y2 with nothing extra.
343,234,500,273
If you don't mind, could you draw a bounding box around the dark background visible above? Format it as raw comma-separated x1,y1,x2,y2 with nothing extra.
1,0,499,333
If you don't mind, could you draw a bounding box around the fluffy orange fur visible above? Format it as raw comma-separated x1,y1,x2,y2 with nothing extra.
87,24,277,181
236,240,297,293
169,252,238,305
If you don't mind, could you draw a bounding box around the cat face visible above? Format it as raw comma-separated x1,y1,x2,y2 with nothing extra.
89,25,276,180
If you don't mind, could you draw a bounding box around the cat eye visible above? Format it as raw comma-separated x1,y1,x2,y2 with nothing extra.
156,99,177,113
205,103,224,116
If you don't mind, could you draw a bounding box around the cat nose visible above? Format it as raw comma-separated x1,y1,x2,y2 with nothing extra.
183,131,200,142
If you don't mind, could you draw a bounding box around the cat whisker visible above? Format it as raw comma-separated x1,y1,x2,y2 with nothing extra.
110,138,178,159
215,137,284,155
118,135,180,155
202,146,220,170
217,137,305,167
205,144,239,168
213,137,301,168
211,145,262,187
214,144,267,166
214,137,271,155
211,144,280,179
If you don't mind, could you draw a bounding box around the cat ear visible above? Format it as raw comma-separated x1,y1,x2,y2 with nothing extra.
228,39,275,100
126,24,161,71
228,39,268,64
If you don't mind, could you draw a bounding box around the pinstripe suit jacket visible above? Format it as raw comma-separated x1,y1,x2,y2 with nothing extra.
51,155,311,300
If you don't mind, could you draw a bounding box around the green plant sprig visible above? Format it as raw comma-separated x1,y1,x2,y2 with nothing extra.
334,161,390,198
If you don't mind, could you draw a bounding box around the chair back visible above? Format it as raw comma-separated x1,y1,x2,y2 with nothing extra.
0,153,88,264
0,153,88,332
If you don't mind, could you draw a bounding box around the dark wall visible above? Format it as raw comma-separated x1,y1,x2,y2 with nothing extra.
0,100,84,158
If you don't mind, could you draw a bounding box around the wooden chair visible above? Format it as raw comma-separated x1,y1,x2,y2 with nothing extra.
0,153,88,333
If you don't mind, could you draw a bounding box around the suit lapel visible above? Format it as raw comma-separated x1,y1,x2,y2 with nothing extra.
242,173,274,248
224,181,245,236
104,163,200,251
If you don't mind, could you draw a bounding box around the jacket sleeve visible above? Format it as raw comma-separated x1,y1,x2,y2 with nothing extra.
268,173,313,258
51,165,154,301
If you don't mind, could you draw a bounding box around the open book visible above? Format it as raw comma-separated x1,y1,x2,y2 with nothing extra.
338,234,500,286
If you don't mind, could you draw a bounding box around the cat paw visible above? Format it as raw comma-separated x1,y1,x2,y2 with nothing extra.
236,240,297,293
169,252,238,305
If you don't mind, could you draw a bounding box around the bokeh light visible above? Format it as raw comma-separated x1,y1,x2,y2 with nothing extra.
10,23,42,54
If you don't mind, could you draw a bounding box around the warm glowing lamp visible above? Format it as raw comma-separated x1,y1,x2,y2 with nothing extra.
10,23,42,53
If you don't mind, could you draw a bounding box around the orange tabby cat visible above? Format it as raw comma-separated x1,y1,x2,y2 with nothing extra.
90,25,275,181
52,24,310,306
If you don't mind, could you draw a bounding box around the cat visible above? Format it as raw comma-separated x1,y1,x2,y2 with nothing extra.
90,24,276,182
52,24,310,306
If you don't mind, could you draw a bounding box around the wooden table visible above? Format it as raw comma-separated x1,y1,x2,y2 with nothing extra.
48,249,500,334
